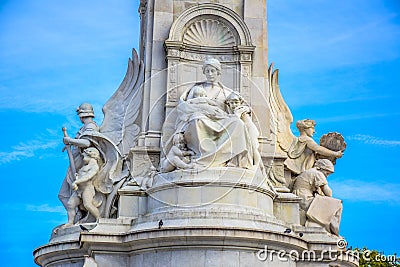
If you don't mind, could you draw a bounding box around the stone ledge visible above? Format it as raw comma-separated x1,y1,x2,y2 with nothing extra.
33,240,83,267
80,226,309,252
49,223,97,244
90,218,135,234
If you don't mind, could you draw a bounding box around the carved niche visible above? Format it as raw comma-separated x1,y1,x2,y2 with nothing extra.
183,19,236,47
165,3,255,113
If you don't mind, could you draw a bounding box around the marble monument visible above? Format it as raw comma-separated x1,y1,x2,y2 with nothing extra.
34,1,358,266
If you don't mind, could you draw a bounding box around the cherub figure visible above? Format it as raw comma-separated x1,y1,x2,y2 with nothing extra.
63,147,101,227
160,133,195,172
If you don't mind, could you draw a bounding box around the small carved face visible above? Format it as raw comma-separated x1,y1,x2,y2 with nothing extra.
304,127,315,137
173,133,185,145
226,99,241,110
320,169,333,177
203,65,220,82
82,151,90,163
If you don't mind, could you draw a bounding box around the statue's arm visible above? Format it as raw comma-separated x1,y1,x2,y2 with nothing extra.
63,137,91,148
240,112,252,123
205,98,219,106
181,150,194,156
171,146,184,157
185,86,196,100
320,184,332,197
306,138,342,158
232,105,251,119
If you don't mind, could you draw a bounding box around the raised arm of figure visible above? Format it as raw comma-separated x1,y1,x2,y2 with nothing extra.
306,138,342,158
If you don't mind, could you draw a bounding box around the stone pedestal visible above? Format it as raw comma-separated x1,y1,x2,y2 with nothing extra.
35,168,358,267
147,168,275,215
118,185,147,218
273,192,301,225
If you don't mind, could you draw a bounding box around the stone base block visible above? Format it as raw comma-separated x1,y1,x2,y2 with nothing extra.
273,192,301,226
147,168,276,217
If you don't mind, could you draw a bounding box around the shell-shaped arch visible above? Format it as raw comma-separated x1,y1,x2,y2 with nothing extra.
168,3,253,47
183,19,236,47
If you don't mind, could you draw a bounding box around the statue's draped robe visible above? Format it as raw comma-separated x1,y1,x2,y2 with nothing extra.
163,82,254,169
284,135,316,175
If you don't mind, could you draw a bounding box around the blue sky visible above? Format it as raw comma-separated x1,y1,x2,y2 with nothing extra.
0,0,399,266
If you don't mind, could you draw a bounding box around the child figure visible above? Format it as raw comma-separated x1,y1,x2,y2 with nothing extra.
225,92,261,168
184,86,227,120
63,147,100,227
161,133,195,172
189,86,215,103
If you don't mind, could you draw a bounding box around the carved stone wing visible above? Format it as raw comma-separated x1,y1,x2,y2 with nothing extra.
268,63,295,153
100,49,144,157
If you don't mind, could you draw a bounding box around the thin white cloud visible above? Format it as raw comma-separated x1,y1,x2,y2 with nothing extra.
315,113,400,123
0,132,59,164
331,179,400,204
324,13,398,46
348,134,400,147
26,204,65,214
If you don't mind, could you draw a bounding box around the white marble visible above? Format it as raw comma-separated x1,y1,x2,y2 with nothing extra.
34,1,357,266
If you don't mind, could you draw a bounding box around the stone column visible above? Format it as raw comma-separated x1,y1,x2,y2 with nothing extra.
139,0,174,147
243,0,272,154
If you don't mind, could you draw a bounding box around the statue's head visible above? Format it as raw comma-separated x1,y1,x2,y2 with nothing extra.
315,159,334,174
83,147,100,160
192,86,207,98
202,57,221,82
225,91,244,111
296,119,316,136
172,133,185,145
76,103,95,118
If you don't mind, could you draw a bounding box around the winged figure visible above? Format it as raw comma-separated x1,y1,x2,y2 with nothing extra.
58,49,144,226
267,64,344,183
